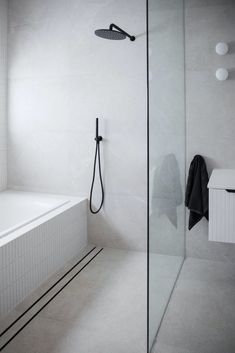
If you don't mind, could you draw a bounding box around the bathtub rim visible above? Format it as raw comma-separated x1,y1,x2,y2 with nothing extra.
0,190,87,248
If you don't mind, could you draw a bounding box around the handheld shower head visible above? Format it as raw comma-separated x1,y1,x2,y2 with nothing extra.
94,24,135,41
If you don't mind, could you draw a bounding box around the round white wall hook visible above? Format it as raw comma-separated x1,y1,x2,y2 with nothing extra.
215,42,229,55
216,68,229,81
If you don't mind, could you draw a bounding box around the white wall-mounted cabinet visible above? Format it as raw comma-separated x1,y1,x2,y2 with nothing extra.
208,169,235,244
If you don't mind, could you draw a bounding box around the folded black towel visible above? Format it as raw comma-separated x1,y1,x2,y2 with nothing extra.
185,155,209,230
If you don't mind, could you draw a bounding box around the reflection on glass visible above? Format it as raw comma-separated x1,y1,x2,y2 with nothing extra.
151,153,183,228
148,0,186,350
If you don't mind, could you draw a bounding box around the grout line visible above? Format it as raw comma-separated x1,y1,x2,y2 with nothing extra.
0,246,97,338
0,248,103,352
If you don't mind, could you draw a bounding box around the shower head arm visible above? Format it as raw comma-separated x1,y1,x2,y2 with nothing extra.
109,23,135,41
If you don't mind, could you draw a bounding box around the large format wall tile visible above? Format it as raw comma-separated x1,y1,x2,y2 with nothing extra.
149,1,185,258
8,0,147,251
185,5,235,71
185,0,235,9
185,1,235,261
88,194,147,251
0,0,7,191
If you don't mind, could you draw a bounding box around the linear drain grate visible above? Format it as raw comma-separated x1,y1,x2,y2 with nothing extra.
0,247,103,351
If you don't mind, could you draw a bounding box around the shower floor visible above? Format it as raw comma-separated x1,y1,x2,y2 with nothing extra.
0,247,181,353
152,257,235,353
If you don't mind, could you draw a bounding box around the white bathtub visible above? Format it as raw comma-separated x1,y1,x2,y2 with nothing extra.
0,190,87,319
0,190,70,239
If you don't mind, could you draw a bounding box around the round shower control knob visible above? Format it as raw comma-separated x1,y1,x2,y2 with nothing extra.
216,68,229,81
215,42,229,55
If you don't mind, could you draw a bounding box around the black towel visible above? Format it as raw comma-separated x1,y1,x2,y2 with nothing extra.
185,155,209,230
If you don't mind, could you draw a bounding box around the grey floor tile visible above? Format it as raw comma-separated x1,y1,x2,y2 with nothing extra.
2,314,146,353
1,248,147,353
155,258,235,353
13,244,97,315
151,342,192,353
149,254,184,345
0,310,19,333
179,257,235,283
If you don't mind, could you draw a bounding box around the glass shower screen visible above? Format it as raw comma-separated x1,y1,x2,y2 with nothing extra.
148,0,186,350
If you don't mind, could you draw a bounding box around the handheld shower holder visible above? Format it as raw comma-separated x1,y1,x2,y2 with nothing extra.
89,118,104,214
95,136,103,143
95,118,103,143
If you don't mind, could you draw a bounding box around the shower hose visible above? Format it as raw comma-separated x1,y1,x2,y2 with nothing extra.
89,132,104,214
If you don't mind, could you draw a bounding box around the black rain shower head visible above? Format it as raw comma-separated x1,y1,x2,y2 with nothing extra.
95,29,126,40
94,23,135,41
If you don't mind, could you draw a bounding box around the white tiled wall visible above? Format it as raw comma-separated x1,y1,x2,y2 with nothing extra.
185,1,235,261
7,0,147,251
0,201,87,319
0,0,7,190
148,0,185,257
